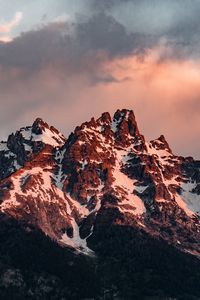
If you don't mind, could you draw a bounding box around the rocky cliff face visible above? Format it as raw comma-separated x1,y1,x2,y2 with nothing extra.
0,109,200,258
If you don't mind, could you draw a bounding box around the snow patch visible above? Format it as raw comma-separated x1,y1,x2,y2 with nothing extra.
32,127,64,147
0,167,67,211
21,126,65,147
24,144,32,152
111,118,118,133
61,219,94,256
175,195,194,217
0,142,8,151
175,181,200,216
53,149,66,190
146,142,172,164
113,149,146,215
134,185,148,193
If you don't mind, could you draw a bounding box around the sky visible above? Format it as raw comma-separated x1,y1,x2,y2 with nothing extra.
0,0,200,158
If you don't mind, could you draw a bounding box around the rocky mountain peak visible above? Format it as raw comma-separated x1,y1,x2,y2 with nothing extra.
97,112,112,124
150,134,173,155
32,118,50,135
29,118,65,147
1,108,200,262
113,109,139,135
0,118,66,180
31,117,66,146
112,109,145,149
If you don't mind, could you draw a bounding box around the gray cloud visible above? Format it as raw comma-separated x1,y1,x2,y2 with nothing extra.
0,13,151,73
88,0,130,11
97,0,200,61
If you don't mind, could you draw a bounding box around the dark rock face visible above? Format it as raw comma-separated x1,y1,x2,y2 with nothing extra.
32,118,49,134
0,109,200,258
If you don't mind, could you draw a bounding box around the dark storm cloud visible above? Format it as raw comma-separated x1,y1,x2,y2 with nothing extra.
0,12,152,77
163,9,200,60
89,0,200,61
75,13,151,58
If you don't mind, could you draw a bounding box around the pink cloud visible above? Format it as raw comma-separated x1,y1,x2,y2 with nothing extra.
0,12,23,42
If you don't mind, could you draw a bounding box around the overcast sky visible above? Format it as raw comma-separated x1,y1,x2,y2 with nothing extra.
0,0,200,158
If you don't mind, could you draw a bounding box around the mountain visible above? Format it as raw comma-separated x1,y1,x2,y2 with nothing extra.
0,109,200,299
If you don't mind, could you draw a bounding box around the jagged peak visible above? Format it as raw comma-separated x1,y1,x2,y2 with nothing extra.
112,109,141,141
32,117,50,135
8,118,66,148
31,118,66,146
96,110,136,127
33,117,47,125
71,108,143,146
113,109,135,120
150,134,172,154
158,135,168,143
97,112,112,124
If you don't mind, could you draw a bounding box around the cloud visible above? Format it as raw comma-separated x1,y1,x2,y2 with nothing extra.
1,2,200,74
90,0,200,62
0,3,200,158
0,13,145,68
0,36,12,43
0,11,23,42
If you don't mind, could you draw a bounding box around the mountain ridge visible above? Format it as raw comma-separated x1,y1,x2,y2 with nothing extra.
0,109,200,258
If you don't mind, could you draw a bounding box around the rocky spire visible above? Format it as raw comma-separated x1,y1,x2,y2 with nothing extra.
112,109,144,148
98,112,112,124
113,109,140,136
150,134,173,154
32,118,50,135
